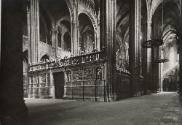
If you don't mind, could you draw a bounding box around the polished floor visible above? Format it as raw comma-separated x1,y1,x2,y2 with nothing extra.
25,92,182,125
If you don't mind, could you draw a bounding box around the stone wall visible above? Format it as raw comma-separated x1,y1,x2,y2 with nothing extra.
114,71,131,100
64,63,106,101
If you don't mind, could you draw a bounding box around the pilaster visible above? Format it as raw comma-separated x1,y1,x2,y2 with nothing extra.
97,9,101,51
129,0,136,95
30,0,40,64
147,20,152,72
49,71,55,98
146,20,153,91
135,0,142,75
178,16,182,94
27,10,31,64
103,0,116,100
179,50,182,95
52,26,58,58
71,0,79,56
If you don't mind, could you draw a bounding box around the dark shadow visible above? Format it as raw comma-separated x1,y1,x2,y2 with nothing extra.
1,0,31,124
53,72,65,99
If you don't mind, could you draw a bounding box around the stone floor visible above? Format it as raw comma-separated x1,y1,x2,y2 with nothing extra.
25,92,182,125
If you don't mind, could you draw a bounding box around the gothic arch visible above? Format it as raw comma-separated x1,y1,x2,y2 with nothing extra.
152,1,181,39
57,17,70,27
78,11,97,32
56,19,71,51
78,13,95,53
78,0,98,17
149,0,180,21
40,54,50,62
151,0,181,92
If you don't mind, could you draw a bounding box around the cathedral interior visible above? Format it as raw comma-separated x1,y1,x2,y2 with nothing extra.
1,0,182,124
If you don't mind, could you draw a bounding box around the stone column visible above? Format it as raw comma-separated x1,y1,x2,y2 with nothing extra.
28,75,32,98
103,0,116,101
25,1,32,98
72,21,78,56
32,75,37,98
135,0,143,94
97,27,100,51
71,0,79,56
49,71,55,98
94,31,97,50
38,73,42,98
97,10,101,51
52,25,58,58
129,0,137,95
129,0,143,95
26,4,31,64
0,2,2,63
146,20,153,91
1,0,30,124
29,0,40,98
100,0,105,51
179,2,182,97
179,51,182,96
136,0,142,76
30,0,40,64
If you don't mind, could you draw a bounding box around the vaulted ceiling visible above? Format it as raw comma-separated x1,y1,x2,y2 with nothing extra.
152,0,181,44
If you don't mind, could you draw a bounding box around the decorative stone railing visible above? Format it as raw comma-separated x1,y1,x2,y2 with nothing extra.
29,51,106,72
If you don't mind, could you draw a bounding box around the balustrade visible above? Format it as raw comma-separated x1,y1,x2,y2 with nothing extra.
29,51,105,72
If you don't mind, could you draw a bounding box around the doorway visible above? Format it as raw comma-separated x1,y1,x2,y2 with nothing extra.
53,72,65,99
